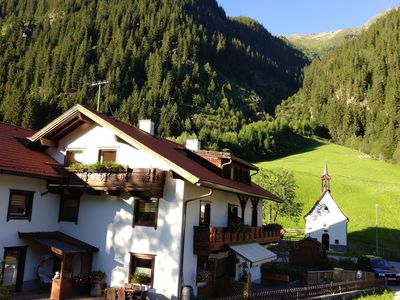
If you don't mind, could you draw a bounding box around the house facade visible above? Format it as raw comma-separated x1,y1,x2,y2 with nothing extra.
1,105,280,299
304,164,348,252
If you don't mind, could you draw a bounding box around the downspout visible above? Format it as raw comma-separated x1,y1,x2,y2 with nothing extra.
250,169,259,177
178,184,213,299
221,158,232,177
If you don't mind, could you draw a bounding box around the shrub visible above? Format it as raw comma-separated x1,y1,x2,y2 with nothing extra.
263,223,283,232
130,272,151,285
90,270,106,282
69,162,126,173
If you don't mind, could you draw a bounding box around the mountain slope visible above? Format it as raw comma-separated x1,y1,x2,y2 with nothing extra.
285,8,393,59
277,9,400,163
0,0,307,145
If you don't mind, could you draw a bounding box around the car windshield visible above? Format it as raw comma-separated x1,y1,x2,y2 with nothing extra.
370,259,389,268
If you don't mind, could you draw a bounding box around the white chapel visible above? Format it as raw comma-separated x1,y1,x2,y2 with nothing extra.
304,164,348,252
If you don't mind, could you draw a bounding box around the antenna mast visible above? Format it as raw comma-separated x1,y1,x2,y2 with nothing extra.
91,80,109,112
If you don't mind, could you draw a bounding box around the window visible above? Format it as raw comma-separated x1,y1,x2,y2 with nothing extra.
7,190,34,221
199,202,211,227
58,194,80,223
133,198,158,228
129,253,155,287
98,149,117,163
65,150,83,166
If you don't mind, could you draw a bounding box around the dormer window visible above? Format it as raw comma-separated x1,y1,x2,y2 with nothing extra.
98,149,117,163
65,150,83,166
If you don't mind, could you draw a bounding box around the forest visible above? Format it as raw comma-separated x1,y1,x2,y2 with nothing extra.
0,0,307,158
278,9,400,163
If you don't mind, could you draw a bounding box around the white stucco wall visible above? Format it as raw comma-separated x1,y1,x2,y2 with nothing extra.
182,183,266,293
0,174,60,286
47,123,171,170
45,123,185,297
305,192,348,247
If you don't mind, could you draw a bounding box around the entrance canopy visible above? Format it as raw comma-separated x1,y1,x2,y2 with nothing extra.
18,231,98,256
229,243,276,267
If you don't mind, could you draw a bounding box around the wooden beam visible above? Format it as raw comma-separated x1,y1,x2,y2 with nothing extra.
52,118,82,139
40,137,58,147
78,112,94,124
238,195,248,222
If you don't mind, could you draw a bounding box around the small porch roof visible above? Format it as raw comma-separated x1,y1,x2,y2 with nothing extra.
228,243,277,267
18,231,98,256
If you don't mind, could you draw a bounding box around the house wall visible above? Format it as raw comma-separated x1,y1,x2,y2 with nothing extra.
46,124,185,298
0,174,60,290
305,192,348,248
183,183,265,293
59,176,184,297
47,123,171,170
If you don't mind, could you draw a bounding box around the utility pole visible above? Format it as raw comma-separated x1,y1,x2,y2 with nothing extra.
375,204,379,256
91,80,109,112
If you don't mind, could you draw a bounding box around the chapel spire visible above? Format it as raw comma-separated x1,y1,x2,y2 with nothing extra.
321,162,331,193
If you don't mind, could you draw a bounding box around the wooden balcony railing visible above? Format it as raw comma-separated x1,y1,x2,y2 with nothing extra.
193,226,281,255
49,168,166,198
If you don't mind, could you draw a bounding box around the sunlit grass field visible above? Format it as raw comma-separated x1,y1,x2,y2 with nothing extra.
256,138,400,251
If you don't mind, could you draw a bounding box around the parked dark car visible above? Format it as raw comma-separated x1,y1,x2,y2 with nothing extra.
357,255,400,284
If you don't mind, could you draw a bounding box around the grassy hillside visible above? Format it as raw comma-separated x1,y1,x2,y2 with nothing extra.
256,138,400,251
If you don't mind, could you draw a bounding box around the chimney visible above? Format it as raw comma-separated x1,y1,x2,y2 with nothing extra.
186,139,201,151
138,120,154,135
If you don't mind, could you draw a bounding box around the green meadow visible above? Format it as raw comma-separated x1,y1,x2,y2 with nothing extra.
256,138,400,251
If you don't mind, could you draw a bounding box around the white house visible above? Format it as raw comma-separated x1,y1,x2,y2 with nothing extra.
0,105,281,299
304,164,348,252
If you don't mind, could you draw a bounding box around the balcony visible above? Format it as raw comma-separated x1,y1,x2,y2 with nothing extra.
193,226,281,255
49,167,166,198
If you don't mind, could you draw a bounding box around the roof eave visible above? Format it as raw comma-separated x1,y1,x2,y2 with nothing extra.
29,104,200,184
0,169,62,180
197,180,282,202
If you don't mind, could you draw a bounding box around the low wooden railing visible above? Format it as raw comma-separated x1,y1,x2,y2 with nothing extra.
210,278,387,300
50,168,166,198
306,270,375,285
194,226,281,255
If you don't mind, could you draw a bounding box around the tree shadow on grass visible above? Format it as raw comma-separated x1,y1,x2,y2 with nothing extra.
348,227,400,260
254,134,326,163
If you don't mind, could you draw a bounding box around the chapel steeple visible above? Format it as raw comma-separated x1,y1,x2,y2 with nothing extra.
321,162,331,193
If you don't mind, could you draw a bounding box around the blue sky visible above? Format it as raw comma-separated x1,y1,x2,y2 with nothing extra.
216,0,399,36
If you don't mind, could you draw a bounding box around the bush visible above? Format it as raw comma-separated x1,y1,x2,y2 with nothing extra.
130,272,151,285
69,162,126,173
263,223,283,232
330,257,358,270
0,286,13,300
90,270,106,282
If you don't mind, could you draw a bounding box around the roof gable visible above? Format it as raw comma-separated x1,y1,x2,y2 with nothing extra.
305,190,348,221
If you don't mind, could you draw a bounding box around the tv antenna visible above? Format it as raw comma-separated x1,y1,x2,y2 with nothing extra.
91,80,109,112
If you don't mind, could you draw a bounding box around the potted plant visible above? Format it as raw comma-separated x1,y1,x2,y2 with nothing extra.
196,270,212,286
90,270,106,296
130,272,151,286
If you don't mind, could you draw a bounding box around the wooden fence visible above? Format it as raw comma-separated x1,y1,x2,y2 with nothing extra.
210,278,386,300
306,270,375,285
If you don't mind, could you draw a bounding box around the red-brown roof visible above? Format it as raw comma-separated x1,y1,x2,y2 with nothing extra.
88,109,280,201
27,105,280,201
0,123,62,179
